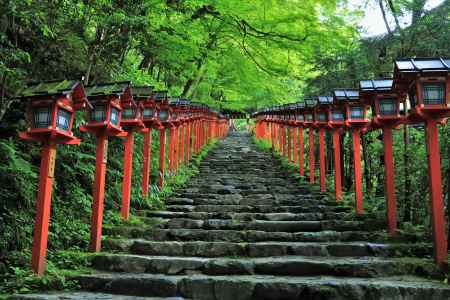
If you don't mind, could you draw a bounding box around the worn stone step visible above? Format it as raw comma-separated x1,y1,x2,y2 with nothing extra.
104,239,432,258
165,204,350,214
105,227,423,243
72,273,450,299
158,218,385,232
144,211,348,222
91,254,441,278
165,197,332,207
8,292,183,300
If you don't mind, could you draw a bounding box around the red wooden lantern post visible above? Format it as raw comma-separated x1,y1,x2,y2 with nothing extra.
336,89,369,214
304,98,317,183
315,96,333,192
81,82,130,252
360,79,404,234
19,80,89,276
154,91,171,189
169,98,179,174
185,106,193,165
280,110,287,158
294,102,306,177
119,88,145,220
394,57,450,266
287,104,297,162
329,93,347,202
133,87,157,198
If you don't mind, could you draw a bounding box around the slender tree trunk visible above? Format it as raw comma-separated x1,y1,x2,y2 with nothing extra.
403,125,412,222
84,52,96,86
378,0,393,36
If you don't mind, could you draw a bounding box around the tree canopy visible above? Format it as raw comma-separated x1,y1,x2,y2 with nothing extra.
0,0,362,116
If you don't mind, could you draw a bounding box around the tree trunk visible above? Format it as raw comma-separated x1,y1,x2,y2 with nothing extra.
403,125,412,222
84,52,96,86
378,0,393,36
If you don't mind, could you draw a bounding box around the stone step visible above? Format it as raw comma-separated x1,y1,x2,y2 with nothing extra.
8,292,183,300
165,197,332,207
143,211,348,221
165,205,350,214
161,219,384,232
90,254,441,278
105,228,422,243
104,239,432,258
72,273,450,299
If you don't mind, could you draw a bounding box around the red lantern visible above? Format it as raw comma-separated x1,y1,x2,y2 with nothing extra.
19,80,89,276
394,58,450,123
82,81,131,253
315,96,333,192
20,80,89,144
333,89,367,213
132,86,155,198
153,91,170,189
294,102,306,177
303,98,317,183
393,57,450,267
360,79,404,235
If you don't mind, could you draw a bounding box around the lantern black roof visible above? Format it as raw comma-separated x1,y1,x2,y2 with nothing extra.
318,96,333,104
304,97,317,108
333,89,359,101
395,57,450,72
359,79,393,91
169,97,181,105
21,79,82,98
132,86,153,99
86,81,131,97
154,91,168,101
296,102,306,109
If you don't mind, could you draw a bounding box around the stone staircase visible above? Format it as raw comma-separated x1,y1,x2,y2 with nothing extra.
12,132,450,300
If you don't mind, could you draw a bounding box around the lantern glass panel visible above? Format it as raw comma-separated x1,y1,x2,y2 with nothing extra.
143,108,154,118
122,108,136,119
110,107,120,126
332,110,344,121
172,111,178,120
159,109,169,122
350,107,364,120
379,99,397,116
91,105,106,122
306,114,313,121
33,107,52,128
422,83,445,105
297,114,304,121
56,109,71,131
318,113,327,121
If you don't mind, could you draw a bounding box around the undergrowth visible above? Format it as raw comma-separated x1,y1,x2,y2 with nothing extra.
0,133,218,297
